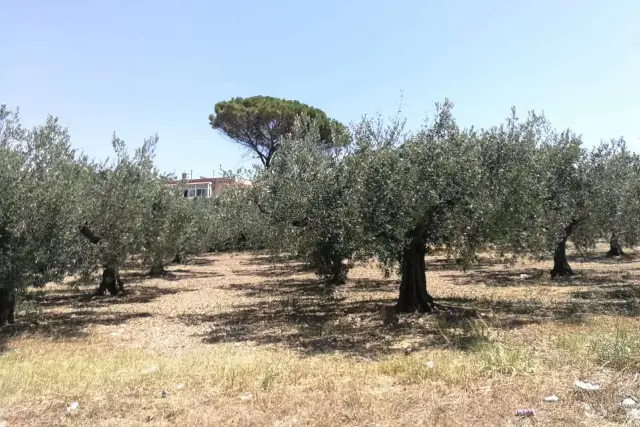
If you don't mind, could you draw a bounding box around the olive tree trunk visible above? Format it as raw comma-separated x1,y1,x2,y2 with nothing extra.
79,225,125,295
149,263,167,276
0,288,16,326
97,266,124,295
309,243,349,287
550,240,574,278
328,253,347,286
550,220,577,279
606,236,625,257
397,238,435,313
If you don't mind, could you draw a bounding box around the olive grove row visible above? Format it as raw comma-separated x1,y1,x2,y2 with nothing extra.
1,99,639,325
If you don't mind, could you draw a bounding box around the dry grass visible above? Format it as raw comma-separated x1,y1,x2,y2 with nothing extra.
2,244,640,426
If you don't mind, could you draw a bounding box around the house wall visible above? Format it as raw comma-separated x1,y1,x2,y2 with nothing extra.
166,177,250,198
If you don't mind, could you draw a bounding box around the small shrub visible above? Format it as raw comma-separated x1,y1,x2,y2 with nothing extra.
437,315,494,349
377,353,477,385
588,326,640,370
471,342,534,376
555,333,587,354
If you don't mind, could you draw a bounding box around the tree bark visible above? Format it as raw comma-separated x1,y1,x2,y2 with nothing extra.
606,236,625,257
79,225,125,295
551,240,574,278
397,238,435,313
550,220,577,279
149,263,167,277
0,288,16,326
79,223,101,244
329,255,347,286
97,266,124,295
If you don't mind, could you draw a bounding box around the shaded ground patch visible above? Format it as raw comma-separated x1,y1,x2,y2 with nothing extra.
447,266,640,289
0,310,152,352
3,247,640,426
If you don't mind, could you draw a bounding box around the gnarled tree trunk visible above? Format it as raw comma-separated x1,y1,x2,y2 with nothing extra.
149,263,167,277
329,255,347,286
97,266,124,295
309,240,349,287
0,288,16,326
551,240,574,278
397,237,435,313
551,220,577,279
606,236,625,257
79,224,125,295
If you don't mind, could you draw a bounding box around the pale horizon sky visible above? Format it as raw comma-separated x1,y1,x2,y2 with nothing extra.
1,0,639,178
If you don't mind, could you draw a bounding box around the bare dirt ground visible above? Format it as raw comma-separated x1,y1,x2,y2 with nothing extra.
1,245,640,426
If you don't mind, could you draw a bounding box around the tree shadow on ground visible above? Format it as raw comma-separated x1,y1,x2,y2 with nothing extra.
227,278,331,298
0,310,152,354
567,251,639,265
176,293,544,359
174,271,639,359
38,285,196,309
122,255,219,269
233,253,315,278
62,268,223,290
236,264,316,279
239,251,299,266
570,284,640,317
445,266,640,288
349,279,397,292
183,256,218,267
123,269,223,283
0,266,208,353
159,269,224,281
177,293,425,358
424,254,512,271
176,256,640,358
437,291,640,328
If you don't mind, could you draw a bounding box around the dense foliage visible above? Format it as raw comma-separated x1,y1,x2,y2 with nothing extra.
209,96,350,168
252,119,364,285
2,98,640,325
248,101,640,311
0,107,90,324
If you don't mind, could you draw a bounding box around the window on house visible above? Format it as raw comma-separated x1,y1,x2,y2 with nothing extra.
196,188,207,197
187,189,195,197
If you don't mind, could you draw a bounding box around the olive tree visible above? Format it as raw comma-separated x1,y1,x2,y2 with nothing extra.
208,184,270,252
587,138,640,257
140,183,212,275
0,106,87,324
351,101,556,312
251,120,364,285
182,197,218,258
490,121,637,278
535,129,604,278
78,135,161,294
351,102,491,311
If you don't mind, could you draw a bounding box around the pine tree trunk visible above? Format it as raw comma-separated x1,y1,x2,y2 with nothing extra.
172,253,184,264
97,266,124,295
0,288,16,326
396,239,435,313
606,236,625,257
550,240,574,278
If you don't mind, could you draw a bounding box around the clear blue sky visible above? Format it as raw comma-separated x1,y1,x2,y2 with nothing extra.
2,0,639,178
